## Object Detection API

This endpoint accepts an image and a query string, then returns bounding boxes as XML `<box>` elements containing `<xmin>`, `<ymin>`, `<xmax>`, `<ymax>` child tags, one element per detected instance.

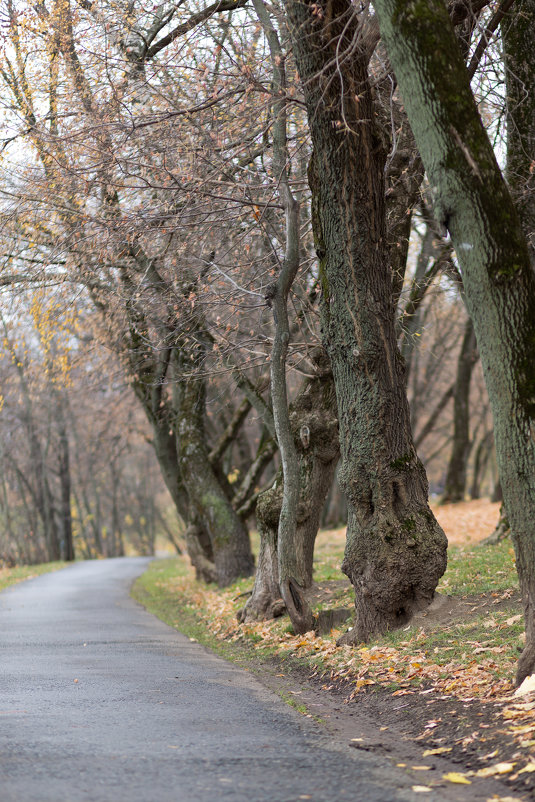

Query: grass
<box><xmin>132</xmin><ymin>558</ymin><xmax>264</xmax><ymax>669</ymax></box>
<box><xmin>437</xmin><ymin>540</ymin><xmax>517</xmax><ymax>595</ymax></box>
<box><xmin>0</xmin><ymin>561</ymin><xmax>67</xmax><ymax>592</ymax></box>
<box><xmin>132</xmin><ymin>533</ymin><xmax>522</xmax><ymax>702</ymax></box>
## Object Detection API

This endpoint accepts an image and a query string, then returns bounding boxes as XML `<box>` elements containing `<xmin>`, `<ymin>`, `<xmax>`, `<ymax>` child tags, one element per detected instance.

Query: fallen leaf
<box><xmin>411</xmin><ymin>766</ymin><xmax>432</xmax><ymax>771</ymax></box>
<box><xmin>442</xmin><ymin>772</ymin><xmax>471</xmax><ymax>784</ymax></box>
<box><xmin>506</xmin><ymin>614</ymin><xmax>522</xmax><ymax>626</ymax></box>
<box><xmin>518</xmin><ymin>762</ymin><xmax>535</xmax><ymax>774</ymax></box>
<box><xmin>475</xmin><ymin>762</ymin><xmax>516</xmax><ymax>778</ymax></box>
<box><xmin>511</xmin><ymin>700</ymin><xmax>535</xmax><ymax>710</ymax></box>
<box><xmin>509</xmin><ymin>724</ymin><xmax>535</xmax><ymax>734</ymax></box>
<box><xmin>423</xmin><ymin>747</ymin><xmax>452</xmax><ymax>756</ymax></box>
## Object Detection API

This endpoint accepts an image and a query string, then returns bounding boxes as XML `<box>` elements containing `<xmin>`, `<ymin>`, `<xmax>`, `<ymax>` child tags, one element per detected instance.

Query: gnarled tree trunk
<box><xmin>239</xmin><ymin>351</ymin><xmax>339</xmax><ymax>623</ymax></box>
<box><xmin>132</xmin><ymin>359</ymin><xmax>216</xmax><ymax>581</ymax></box>
<box><xmin>283</xmin><ymin>0</ymin><xmax>447</xmax><ymax>643</ymax></box>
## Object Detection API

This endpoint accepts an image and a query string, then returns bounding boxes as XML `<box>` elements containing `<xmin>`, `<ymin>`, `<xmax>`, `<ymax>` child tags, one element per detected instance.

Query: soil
<box><xmin>254</xmin><ymin>655</ymin><xmax>534</xmax><ymax>802</ymax></box>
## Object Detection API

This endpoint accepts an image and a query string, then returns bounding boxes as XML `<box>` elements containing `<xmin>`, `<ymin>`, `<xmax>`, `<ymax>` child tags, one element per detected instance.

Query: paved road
<box><xmin>1</xmin><ymin>558</ymin><xmax>443</xmax><ymax>801</ymax></box>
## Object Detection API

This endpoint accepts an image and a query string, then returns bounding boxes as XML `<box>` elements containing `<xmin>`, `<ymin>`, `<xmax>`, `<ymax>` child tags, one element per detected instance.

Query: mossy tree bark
<box><xmin>173</xmin><ymin>353</ymin><xmax>254</xmax><ymax>587</ymax></box>
<box><xmin>128</xmin><ymin>324</ymin><xmax>217</xmax><ymax>582</ymax></box>
<box><xmin>122</xmin><ymin>247</ymin><xmax>256</xmax><ymax>585</ymax></box>
<box><xmin>282</xmin><ymin>0</ymin><xmax>447</xmax><ymax>643</ymax></box>
<box><xmin>374</xmin><ymin>0</ymin><xmax>535</xmax><ymax>684</ymax></box>
<box><xmin>238</xmin><ymin>350</ymin><xmax>339</xmax><ymax>623</ymax></box>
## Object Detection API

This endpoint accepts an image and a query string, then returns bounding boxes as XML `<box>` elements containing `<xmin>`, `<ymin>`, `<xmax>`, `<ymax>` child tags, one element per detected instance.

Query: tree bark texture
<box><xmin>173</xmin><ymin>362</ymin><xmax>254</xmax><ymax>586</ymax></box>
<box><xmin>502</xmin><ymin>0</ymin><xmax>535</xmax><ymax>262</ymax></box>
<box><xmin>442</xmin><ymin>316</ymin><xmax>478</xmax><ymax>503</ymax></box>
<box><xmin>374</xmin><ymin>0</ymin><xmax>535</xmax><ymax>684</ymax></box>
<box><xmin>239</xmin><ymin>350</ymin><xmax>339</xmax><ymax>623</ymax></box>
<box><xmin>132</xmin><ymin>367</ymin><xmax>216</xmax><ymax>580</ymax></box>
<box><xmin>283</xmin><ymin>0</ymin><xmax>447</xmax><ymax>643</ymax></box>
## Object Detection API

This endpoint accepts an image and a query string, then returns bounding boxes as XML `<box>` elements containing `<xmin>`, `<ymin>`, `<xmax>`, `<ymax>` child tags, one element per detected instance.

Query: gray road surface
<box><xmin>1</xmin><ymin>558</ymin><xmax>444</xmax><ymax>801</ymax></box>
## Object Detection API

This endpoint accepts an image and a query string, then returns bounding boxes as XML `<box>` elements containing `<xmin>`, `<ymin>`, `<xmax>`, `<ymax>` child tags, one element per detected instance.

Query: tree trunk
<box><xmin>57</xmin><ymin>404</ymin><xmax>74</xmax><ymax>561</ymax></box>
<box><xmin>132</xmin><ymin>369</ymin><xmax>217</xmax><ymax>580</ymax></box>
<box><xmin>283</xmin><ymin>0</ymin><xmax>447</xmax><ymax>643</ymax></box>
<box><xmin>491</xmin><ymin>478</ymin><xmax>503</xmax><ymax>504</ymax></box>
<box><xmin>174</xmin><ymin>365</ymin><xmax>254</xmax><ymax>586</ymax></box>
<box><xmin>321</xmin><ymin>470</ymin><xmax>348</xmax><ymax>528</ymax></box>
<box><xmin>481</xmin><ymin>503</ymin><xmax>510</xmax><ymax>545</ymax></box>
<box><xmin>239</xmin><ymin>350</ymin><xmax>339</xmax><ymax>623</ymax></box>
<box><xmin>469</xmin><ymin>430</ymin><xmax>493</xmax><ymax>500</ymax></box>
<box><xmin>237</xmin><ymin>478</ymin><xmax>284</xmax><ymax>623</ymax></box>
<box><xmin>503</xmin><ymin>0</ymin><xmax>535</xmax><ymax>264</ymax></box>
<box><xmin>441</xmin><ymin>316</ymin><xmax>478</xmax><ymax>503</ymax></box>
<box><xmin>374</xmin><ymin>0</ymin><xmax>535</xmax><ymax>684</ymax></box>
<box><xmin>109</xmin><ymin>461</ymin><xmax>125</xmax><ymax>557</ymax></box>
<box><xmin>399</xmin><ymin>230</ymin><xmax>446</xmax><ymax>391</ymax></box>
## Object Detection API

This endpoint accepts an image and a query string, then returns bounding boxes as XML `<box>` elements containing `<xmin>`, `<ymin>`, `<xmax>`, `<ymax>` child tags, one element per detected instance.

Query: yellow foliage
<box><xmin>29</xmin><ymin>288</ymin><xmax>77</xmax><ymax>386</ymax></box>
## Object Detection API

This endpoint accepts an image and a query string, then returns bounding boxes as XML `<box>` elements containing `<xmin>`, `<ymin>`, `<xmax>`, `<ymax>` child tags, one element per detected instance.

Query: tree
<box><xmin>280</xmin><ymin>0</ymin><xmax>447</xmax><ymax>641</ymax></box>
<box><xmin>0</xmin><ymin>0</ymin><xmax>265</xmax><ymax>583</ymax></box>
<box><xmin>373</xmin><ymin>0</ymin><xmax>535</xmax><ymax>684</ymax></box>
<box><xmin>502</xmin><ymin>0</ymin><xmax>535</xmax><ymax>263</ymax></box>
<box><xmin>239</xmin><ymin>348</ymin><xmax>339</xmax><ymax>624</ymax></box>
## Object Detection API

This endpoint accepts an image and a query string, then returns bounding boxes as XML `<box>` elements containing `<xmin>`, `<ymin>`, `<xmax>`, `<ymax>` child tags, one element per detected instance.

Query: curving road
<box><xmin>1</xmin><ymin>558</ymin><xmax>443</xmax><ymax>801</ymax></box>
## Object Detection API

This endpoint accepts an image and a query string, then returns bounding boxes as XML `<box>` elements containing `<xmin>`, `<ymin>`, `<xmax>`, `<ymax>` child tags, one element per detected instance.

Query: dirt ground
<box><xmin>257</xmin><ymin>659</ymin><xmax>532</xmax><ymax>802</ymax></box>
<box><xmin>257</xmin><ymin>627</ymin><xmax>535</xmax><ymax>801</ymax></box>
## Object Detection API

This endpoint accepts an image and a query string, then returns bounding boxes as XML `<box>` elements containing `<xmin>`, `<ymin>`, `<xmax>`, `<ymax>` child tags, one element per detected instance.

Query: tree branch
<box><xmin>145</xmin><ymin>0</ymin><xmax>248</xmax><ymax>61</ymax></box>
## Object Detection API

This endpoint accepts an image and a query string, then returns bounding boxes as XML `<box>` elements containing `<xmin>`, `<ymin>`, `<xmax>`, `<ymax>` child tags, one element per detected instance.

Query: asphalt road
<box><xmin>1</xmin><ymin>558</ymin><xmax>445</xmax><ymax>802</ymax></box>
